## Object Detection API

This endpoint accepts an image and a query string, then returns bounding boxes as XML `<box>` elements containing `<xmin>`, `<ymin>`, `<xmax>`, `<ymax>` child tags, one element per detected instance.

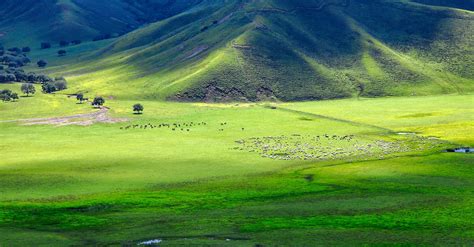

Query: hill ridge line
<box><xmin>250</xmin><ymin>0</ymin><xmax>351</xmax><ymax>14</ymax></box>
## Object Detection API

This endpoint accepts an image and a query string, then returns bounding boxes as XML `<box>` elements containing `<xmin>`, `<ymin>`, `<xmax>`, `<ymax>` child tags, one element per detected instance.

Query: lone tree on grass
<box><xmin>92</xmin><ymin>96</ymin><xmax>105</xmax><ymax>108</ymax></box>
<box><xmin>37</xmin><ymin>60</ymin><xmax>47</xmax><ymax>68</ymax></box>
<box><xmin>21</xmin><ymin>83</ymin><xmax>36</xmax><ymax>96</ymax></box>
<box><xmin>76</xmin><ymin>93</ymin><xmax>85</xmax><ymax>103</ymax></box>
<box><xmin>133</xmin><ymin>103</ymin><xmax>144</xmax><ymax>114</ymax></box>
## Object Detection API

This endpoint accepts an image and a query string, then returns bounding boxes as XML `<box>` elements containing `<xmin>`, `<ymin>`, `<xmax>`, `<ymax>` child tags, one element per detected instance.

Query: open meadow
<box><xmin>1</xmin><ymin>86</ymin><xmax>473</xmax><ymax>245</ymax></box>
<box><xmin>1</xmin><ymin>1</ymin><xmax>474</xmax><ymax>244</ymax></box>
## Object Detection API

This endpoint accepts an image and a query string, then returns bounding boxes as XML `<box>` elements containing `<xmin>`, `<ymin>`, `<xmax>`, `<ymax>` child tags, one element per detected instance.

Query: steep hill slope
<box><xmin>0</xmin><ymin>0</ymin><xmax>201</xmax><ymax>47</ymax></box>
<box><xmin>11</xmin><ymin>0</ymin><xmax>474</xmax><ymax>101</ymax></box>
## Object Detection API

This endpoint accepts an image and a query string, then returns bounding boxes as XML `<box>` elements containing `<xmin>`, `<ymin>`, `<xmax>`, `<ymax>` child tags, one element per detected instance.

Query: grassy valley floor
<box><xmin>0</xmin><ymin>88</ymin><xmax>473</xmax><ymax>245</ymax></box>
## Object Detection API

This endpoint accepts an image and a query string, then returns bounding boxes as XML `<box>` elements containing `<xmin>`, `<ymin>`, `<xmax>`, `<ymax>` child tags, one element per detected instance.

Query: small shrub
<box><xmin>54</xmin><ymin>80</ymin><xmax>67</xmax><ymax>91</ymax></box>
<box><xmin>0</xmin><ymin>89</ymin><xmax>14</xmax><ymax>102</ymax></box>
<box><xmin>40</xmin><ymin>42</ymin><xmax>51</xmax><ymax>49</ymax></box>
<box><xmin>92</xmin><ymin>96</ymin><xmax>105</xmax><ymax>107</ymax></box>
<box><xmin>76</xmin><ymin>93</ymin><xmax>84</xmax><ymax>103</ymax></box>
<box><xmin>59</xmin><ymin>40</ymin><xmax>69</xmax><ymax>47</ymax></box>
<box><xmin>7</xmin><ymin>47</ymin><xmax>21</xmax><ymax>53</ymax></box>
<box><xmin>58</xmin><ymin>50</ymin><xmax>67</xmax><ymax>56</ymax></box>
<box><xmin>42</xmin><ymin>82</ymin><xmax>57</xmax><ymax>93</ymax></box>
<box><xmin>37</xmin><ymin>60</ymin><xmax>47</xmax><ymax>68</ymax></box>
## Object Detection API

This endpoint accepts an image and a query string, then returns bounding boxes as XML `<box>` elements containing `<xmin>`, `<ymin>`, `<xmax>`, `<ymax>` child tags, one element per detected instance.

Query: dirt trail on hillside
<box><xmin>1</xmin><ymin>107</ymin><xmax>127</xmax><ymax>126</ymax></box>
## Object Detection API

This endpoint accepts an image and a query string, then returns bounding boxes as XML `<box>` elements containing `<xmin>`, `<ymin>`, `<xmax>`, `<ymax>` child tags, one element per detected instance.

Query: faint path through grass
<box><xmin>274</xmin><ymin>106</ymin><xmax>394</xmax><ymax>133</ymax></box>
<box><xmin>0</xmin><ymin>107</ymin><xmax>127</xmax><ymax>126</ymax></box>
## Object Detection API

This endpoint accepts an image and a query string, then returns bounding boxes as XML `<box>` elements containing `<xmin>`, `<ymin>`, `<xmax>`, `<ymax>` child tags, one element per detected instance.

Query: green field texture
<box><xmin>0</xmin><ymin>92</ymin><xmax>473</xmax><ymax>245</ymax></box>
<box><xmin>1</xmin><ymin>0</ymin><xmax>474</xmax><ymax>245</ymax></box>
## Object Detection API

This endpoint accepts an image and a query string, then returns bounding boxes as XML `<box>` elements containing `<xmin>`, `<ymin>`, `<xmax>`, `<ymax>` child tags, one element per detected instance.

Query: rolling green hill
<box><xmin>0</xmin><ymin>0</ymin><xmax>201</xmax><ymax>47</ymax></box>
<box><xmin>51</xmin><ymin>0</ymin><xmax>473</xmax><ymax>101</ymax></box>
<box><xmin>3</xmin><ymin>0</ymin><xmax>474</xmax><ymax>101</ymax></box>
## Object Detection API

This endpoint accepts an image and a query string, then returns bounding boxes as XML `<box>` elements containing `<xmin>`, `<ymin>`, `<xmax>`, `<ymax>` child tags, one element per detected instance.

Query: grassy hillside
<box><xmin>0</xmin><ymin>0</ymin><xmax>201</xmax><ymax>47</ymax></box>
<box><xmin>27</xmin><ymin>0</ymin><xmax>472</xmax><ymax>102</ymax></box>
<box><xmin>412</xmin><ymin>0</ymin><xmax>474</xmax><ymax>10</ymax></box>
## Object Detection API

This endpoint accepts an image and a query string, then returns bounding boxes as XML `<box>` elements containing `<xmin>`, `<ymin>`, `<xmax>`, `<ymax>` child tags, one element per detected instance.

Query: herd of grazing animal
<box><xmin>119</xmin><ymin>121</ymin><xmax>443</xmax><ymax>162</ymax></box>
<box><xmin>235</xmin><ymin>134</ymin><xmax>443</xmax><ymax>161</ymax></box>
<box><xmin>120</xmin><ymin>122</ymin><xmax>208</xmax><ymax>132</ymax></box>
<box><xmin>120</xmin><ymin>121</ymin><xmax>245</xmax><ymax>133</ymax></box>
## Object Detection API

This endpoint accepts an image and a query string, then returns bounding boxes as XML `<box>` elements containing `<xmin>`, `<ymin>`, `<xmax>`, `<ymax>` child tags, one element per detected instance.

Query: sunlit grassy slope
<box><xmin>25</xmin><ymin>0</ymin><xmax>473</xmax><ymax>102</ymax></box>
<box><xmin>284</xmin><ymin>94</ymin><xmax>474</xmax><ymax>145</ymax></box>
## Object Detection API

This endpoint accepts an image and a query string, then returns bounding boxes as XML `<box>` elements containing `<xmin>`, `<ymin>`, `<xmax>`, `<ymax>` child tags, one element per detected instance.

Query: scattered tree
<box><xmin>71</xmin><ymin>40</ymin><xmax>82</xmax><ymax>45</ymax></box>
<box><xmin>76</xmin><ymin>93</ymin><xmax>84</xmax><ymax>103</ymax></box>
<box><xmin>92</xmin><ymin>34</ymin><xmax>112</xmax><ymax>41</ymax></box>
<box><xmin>55</xmin><ymin>81</ymin><xmax>67</xmax><ymax>91</ymax></box>
<box><xmin>41</xmin><ymin>79</ymin><xmax>67</xmax><ymax>94</ymax></box>
<box><xmin>0</xmin><ymin>93</ymin><xmax>11</xmax><ymax>102</ymax></box>
<box><xmin>133</xmin><ymin>103</ymin><xmax>144</xmax><ymax>114</ymax></box>
<box><xmin>58</xmin><ymin>50</ymin><xmax>67</xmax><ymax>56</ymax></box>
<box><xmin>40</xmin><ymin>42</ymin><xmax>51</xmax><ymax>49</ymax></box>
<box><xmin>92</xmin><ymin>96</ymin><xmax>105</xmax><ymax>108</ymax></box>
<box><xmin>0</xmin><ymin>73</ymin><xmax>16</xmax><ymax>83</ymax></box>
<box><xmin>10</xmin><ymin>92</ymin><xmax>18</xmax><ymax>101</ymax></box>
<box><xmin>7</xmin><ymin>47</ymin><xmax>21</xmax><ymax>54</ymax></box>
<box><xmin>37</xmin><ymin>60</ymin><xmax>47</xmax><ymax>68</ymax></box>
<box><xmin>22</xmin><ymin>47</ymin><xmax>31</xmax><ymax>53</ymax></box>
<box><xmin>21</xmin><ymin>83</ymin><xmax>36</xmax><ymax>96</ymax></box>
<box><xmin>42</xmin><ymin>82</ymin><xmax>56</xmax><ymax>93</ymax></box>
<box><xmin>54</xmin><ymin>78</ymin><xmax>68</xmax><ymax>90</ymax></box>
<box><xmin>0</xmin><ymin>89</ymin><xmax>13</xmax><ymax>102</ymax></box>
<box><xmin>59</xmin><ymin>40</ymin><xmax>69</xmax><ymax>47</ymax></box>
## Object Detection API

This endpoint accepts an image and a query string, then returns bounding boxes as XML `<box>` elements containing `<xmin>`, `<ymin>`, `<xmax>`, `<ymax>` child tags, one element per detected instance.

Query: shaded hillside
<box><xmin>61</xmin><ymin>0</ymin><xmax>473</xmax><ymax>101</ymax></box>
<box><xmin>412</xmin><ymin>0</ymin><xmax>474</xmax><ymax>11</ymax></box>
<box><xmin>0</xmin><ymin>0</ymin><xmax>201</xmax><ymax>47</ymax></box>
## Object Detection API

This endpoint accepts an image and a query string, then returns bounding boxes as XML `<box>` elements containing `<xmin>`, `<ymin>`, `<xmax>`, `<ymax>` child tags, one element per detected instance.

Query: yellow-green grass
<box><xmin>0</xmin><ymin>83</ymin><xmax>91</xmax><ymax>121</ymax></box>
<box><xmin>0</xmin><ymin>93</ymin><xmax>472</xmax><ymax>245</ymax></box>
<box><xmin>1</xmin><ymin>97</ymin><xmax>390</xmax><ymax>201</ymax></box>
<box><xmin>284</xmin><ymin>94</ymin><xmax>474</xmax><ymax>145</ymax></box>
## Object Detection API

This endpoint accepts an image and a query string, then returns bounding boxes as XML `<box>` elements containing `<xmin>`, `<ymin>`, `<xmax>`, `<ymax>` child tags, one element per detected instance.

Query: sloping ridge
<box><xmin>0</xmin><ymin>0</ymin><xmax>202</xmax><ymax>46</ymax></box>
<box><xmin>72</xmin><ymin>0</ymin><xmax>473</xmax><ymax>101</ymax></box>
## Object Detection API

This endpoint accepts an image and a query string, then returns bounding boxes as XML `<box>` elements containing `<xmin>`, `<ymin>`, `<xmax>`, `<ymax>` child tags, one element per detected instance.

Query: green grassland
<box><xmin>1</xmin><ymin>0</ymin><xmax>473</xmax><ymax>245</ymax></box>
<box><xmin>0</xmin><ymin>90</ymin><xmax>472</xmax><ymax>245</ymax></box>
